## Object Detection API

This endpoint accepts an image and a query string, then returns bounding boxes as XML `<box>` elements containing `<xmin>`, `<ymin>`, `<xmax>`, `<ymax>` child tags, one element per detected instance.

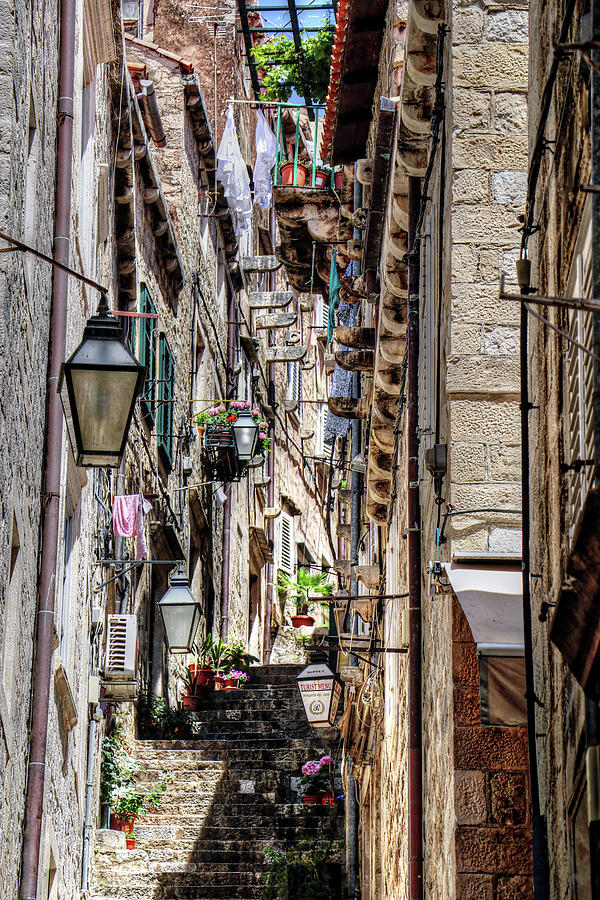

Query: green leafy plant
<box><xmin>251</xmin><ymin>23</ymin><xmax>335</xmax><ymax>105</ymax></box>
<box><xmin>297</xmin><ymin>756</ymin><xmax>333</xmax><ymax>798</ymax></box>
<box><xmin>225</xmin><ymin>636</ymin><xmax>259</xmax><ymax>674</ymax></box>
<box><xmin>136</xmin><ymin>692</ymin><xmax>195</xmax><ymax>739</ymax></box>
<box><xmin>277</xmin><ymin>567</ymin><xmax>332</xmax><ymax>615</ymax></box>
<box><xmin>261</xmin><ymin>838</ymin><xmax>342</xmax><ymax>899</ymax></box>
<box><xmin>101</xmin><ymin>717</ymin><xmax>170</xmax><ymax>824</ymax></box>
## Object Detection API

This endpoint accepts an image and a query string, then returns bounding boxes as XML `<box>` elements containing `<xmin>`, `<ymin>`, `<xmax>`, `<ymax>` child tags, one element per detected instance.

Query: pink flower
<box><xmin>319</xmin><ymin>755</ymin><xmax>332</xmax><ymax>766</ymax></box>
<box><xmin>302</xmin><ymin>761</ymin><xmax>321</xmax><ymax>776</ymax></box>
<box><xmin>216</xmin><ymin>404</ymin><xmax>225</xmax><ymax>413</ymax></box>
<box><xmin>259</xmin><ymin>432</ymin><xmax>267</xmax><ymax>440</ymax></box>
<box><xmin>244</xmin><ymin>401</ymin><xmax>251</xmax><ymax>408</ymax></box>
<box><xmin>252</xmin><ymin>408</ymin><xmax>260</xmax><ymax>416</ymax></box>
<box><xmin>208</xmin><ymin>407</ymin><xmax>219</xmax><ymax>416</ymax></box>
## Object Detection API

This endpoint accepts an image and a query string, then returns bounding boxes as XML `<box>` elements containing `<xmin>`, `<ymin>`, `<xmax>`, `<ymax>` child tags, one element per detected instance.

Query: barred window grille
<box><xmin>565</xmin><ymin>206</ymin><xmax>594</xmax><ymax>543</ymax></box>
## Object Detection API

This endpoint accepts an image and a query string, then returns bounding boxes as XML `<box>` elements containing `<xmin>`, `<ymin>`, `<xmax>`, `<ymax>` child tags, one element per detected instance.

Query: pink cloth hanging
<box><xmin>113</xmin><ymin>493</ymin><xmax>153</xmax><ymax>560</ymax></box>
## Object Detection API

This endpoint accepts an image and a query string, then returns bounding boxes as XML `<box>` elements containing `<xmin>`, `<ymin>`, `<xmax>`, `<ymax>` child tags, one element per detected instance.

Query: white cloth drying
<box><xmin>253</xmin><ymin>110</ymin><xmax>277</xmax><ymax>209</ymax></box>
<box><xmin>216</xmin><ymin>107</ymin><xmax>252</xmax><ymax>236</ymax></box>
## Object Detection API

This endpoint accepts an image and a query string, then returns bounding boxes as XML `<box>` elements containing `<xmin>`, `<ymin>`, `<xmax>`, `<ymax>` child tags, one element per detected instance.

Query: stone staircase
<box><xmin>91</xmin><ymin>665</ymin><xmax>344</xmax><ymax>899</ymax></box>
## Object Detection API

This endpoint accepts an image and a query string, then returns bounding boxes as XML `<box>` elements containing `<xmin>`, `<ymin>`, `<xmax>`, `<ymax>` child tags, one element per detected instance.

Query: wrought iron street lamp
<box><xmin>231</xmin><ymin>407</ymin><xmax>260</xmax><ymax>469</ymax></box>
<box><xmin>157</xmin><ymin>565</ymin><xmax>203</xmax><ymax>653</ymax></box>
<box><xmin>297</xmin><ymin>662</ymin><xmax>342</xmax><ymax>728</ymax></box>
<box><xmin>58</xmin><ymin>294</ymin><xmax>145</xmax><ymax>467</ymax></box>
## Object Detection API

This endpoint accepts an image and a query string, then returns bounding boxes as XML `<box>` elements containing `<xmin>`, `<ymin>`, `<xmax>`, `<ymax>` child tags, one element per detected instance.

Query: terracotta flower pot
<box><xmin>280</xmin><ymin>161</ymin><xmax>307</xmax><ymax>187</ymax></box>
<box><xmin>291</xmin><ymin>614</ymin><xmax>315</xmax><ymax>628</ymax></box>
<box><xmin>112</xmin><ymin>814</ymin><xmax>136</xmax><ymax>835</ymax></box>
<box><xmin>126</xmin><ymin>837</ymin><xmax>136</xmax><ymax>849</ymax></box>
<box><xmin>223</xmin><ymin>678</ymin><xmax>240</xmax><ymax>690</ymax></box>
<box><xmin>192</xmin><ymin>665</ymin><xmax>215</xmax><ymax>689</ymax></box>
<box><xmin>314</xmin><ymin>170</ymin><xmax>330</xmax><ymax>188</ymax></box>
<box><xmin>214</xmin><ymin>674</ymin><xmax>226</xmax><ymax>690</ymax></box>
<box><xmin>181</xmin><ymin>692</ymin><xmax>204</xmax><ymax>710</ymax></box>
<box><xmin>334</xmin><ymin>170</ymin><xmax>343</xmax><ymax>190</ymax></box>
<box><xmin>321</xmin><ymin>794</ymin><xmax>337</xmax><ymax>806</ymax></box>
<box><xmin>302</xmin><ymin>794</ymin><xmax>321</xmax><ymax>805</ymax></box>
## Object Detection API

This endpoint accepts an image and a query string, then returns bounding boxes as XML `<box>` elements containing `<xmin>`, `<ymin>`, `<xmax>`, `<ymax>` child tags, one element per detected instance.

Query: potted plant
<box><xmin>223</xmin><ymin>669</ymin><xmax>249</xmax><ymax>690</ymax></box>
<box><xmin>278</xmin><ymin>567</ymin><xmax>333</xmax><ymax>628</ymax></box>
<box><xmin>125</xmin><ymin>831</ymin><xmax>136</xmax><ymax>850</ymax></box>
<box><xmin>297</xmin><ymin>755</ymin><xmax>334</xmax><ymax>805</ymax></box>
<box><xmin>224</xmin><ymin>636</ymin><xmax>259</xmax><ymax>675</ymax></box>
<box><xmin>101</xmin><ymin>720</ymin><xmax>169</xmax><ymax>833</ymax></box>
<box><xmin>313</xmin><ymin>168</ymin><xmax>331</xmax><ymax>189</ymax></box>
<box><xmin>190</xmin><ymin>634</ymin><xmax>216</xmax><ymax>689</ymax></box>
<box><xmin>179</xmin><ymin>664</ymin><xmax>207</xmax><ymax>710</ymax></box>
<box><xmin>209</xmin><ymin>637</ymin><xmax>232</xmax><ymax>689</ymax></box>
<box><xmin>280</xmin><ymin>160</ymin><xmax>307</xmax><ymax>187</ymax></box>
<box><xmin>194</xmin><ymin>402</ymin><xmax>271</xmax><ymax>456</ymax></box>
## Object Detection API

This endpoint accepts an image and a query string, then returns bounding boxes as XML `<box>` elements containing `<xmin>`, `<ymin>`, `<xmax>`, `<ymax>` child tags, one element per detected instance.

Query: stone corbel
<box><xmin>53</xmin><ymin>656</ymin><xmax>78</xmax><ymax>732</ymax></box>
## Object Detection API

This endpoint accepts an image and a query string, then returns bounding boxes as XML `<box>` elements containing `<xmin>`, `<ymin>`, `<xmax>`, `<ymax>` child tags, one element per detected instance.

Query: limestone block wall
<box><xmin>526</xmin><ymin>0</ymin><xmax>592</xmax><ymax>892</ymax></box>
<box><xmin>445</xmin><ymin>0</ymin><xmax>527</xmax><ymax>557</ymax></box>
<box><xmin>452</xmin><ymin>599</ymin><xmax>532</xmax><ymax>897</ymax></box>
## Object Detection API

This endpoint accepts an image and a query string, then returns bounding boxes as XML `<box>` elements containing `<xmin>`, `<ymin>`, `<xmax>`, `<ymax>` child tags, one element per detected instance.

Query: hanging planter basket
<box><xmin>291</xmin><ymin>614</ymin><xmax>315</xmax><ymax>628</ymax></box>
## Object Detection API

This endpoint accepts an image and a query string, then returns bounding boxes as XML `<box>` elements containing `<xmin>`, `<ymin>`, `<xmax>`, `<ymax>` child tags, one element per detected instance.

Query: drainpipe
<box><xmin>517</xmin><ymin>252</ymin><xmax>550</xmax><ymax>898</ymax></box>
<box><xmin>80</xmin><ymin>709</ymin><xmax>99</xmax><ymax>894</ymax></box>
<box><xmin>20</xmin><ymin>0</ymin><xmax>75</xmax><ymax>893</ymax></box>
<box><xmin>220</xmin><ymin>282</ymin><xmax>236</xmax><ymax>639</ymax></box>
<box><xmin>588</xmin><ymin>0</ymin><xmax>600</xmax><ymax>889</ymax></box>
<box><xmin>407</xmin><ymin>175</ymin><xmax>423</xmax><ymax>900</ymax></box>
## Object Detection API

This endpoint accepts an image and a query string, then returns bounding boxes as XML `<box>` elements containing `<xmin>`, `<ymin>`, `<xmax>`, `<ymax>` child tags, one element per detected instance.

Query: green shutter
<box><xmin>157</xmin><ymin>333</ymin><xmax>174</xmax><ymax>467</ymax></box>
<box><xmin>139</xmin><ymin>284</ymin><xmax>157</xmax><ymax>423</ymax></box>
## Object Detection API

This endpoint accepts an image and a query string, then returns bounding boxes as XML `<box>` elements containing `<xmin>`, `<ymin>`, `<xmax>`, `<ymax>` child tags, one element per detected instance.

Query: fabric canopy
<box><xmin>444</xmin><ymin>562</ymin><xmax>524</xmax><ymax>651</ymax></box>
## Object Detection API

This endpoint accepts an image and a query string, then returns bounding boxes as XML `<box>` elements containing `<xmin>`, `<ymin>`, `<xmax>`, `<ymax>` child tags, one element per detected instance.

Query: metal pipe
<box><xmin>520</xmin><ymin>290</ymin><xmax>550</xmax><ymax>898</ymax></box>
<box><xmin>219</xmin><ymin>283</ymin><xmax>237</xmax><ymax>638</ymax></box>
<box><xmin>80</xmin><ymin>712</ymin><xmax>98</xmax><ymax>894</ymax></box>
<box><xmin>20</xmin><ymin>0</ymin><xmax>75</xmax><ymax>891</ymax></box>
<box><xmin>588</xmin><ymin>0</ymin><xmax>600</xmax><ymax>889</ymax></box>
<box><xmin>407</xmin><ymin>175</ymin><xmax>423</xmax><ymax>900</ymax></box>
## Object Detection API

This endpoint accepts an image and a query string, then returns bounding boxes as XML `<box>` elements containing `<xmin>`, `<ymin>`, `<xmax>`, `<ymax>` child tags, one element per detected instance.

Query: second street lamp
<box><xmin>58</xmin><ymin>294</ymin><xmax>145</xmax><ymax>467</ymax></box>
<box><xmin>231</xmin><ymin>407</ymin><xmax>260</xmax><ymax>470</ymax></box>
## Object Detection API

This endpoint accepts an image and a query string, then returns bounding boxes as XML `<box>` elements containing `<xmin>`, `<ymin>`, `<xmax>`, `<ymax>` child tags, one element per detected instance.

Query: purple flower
<box><xmin>319</xmin><ymin>755</ymin><xmax>332</xmax><ymax>766</ymax></box>
<box><xmin>302</xmin><ymin>761</ymin><xmax>321</xmax><ymax>776</ymax></box>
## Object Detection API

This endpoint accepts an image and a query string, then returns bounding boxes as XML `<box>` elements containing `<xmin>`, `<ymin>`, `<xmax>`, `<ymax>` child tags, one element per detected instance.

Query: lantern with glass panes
<box><xmin>58</xmin><ymin>294</ymin><xmax>145</xmax><ymax>467</ymax></box>
<box><xmin>158</xmin><ymin>565</ymin><xmax>203</xmax><ymax>653</ymax></box>
<box><xmin>296</xmin><ymin>662</ymin><xmax>342</xmax><ymax>728</ymax></box>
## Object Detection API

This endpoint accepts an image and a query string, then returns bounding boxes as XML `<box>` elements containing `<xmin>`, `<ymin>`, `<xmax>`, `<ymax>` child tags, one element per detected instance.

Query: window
<box><xmin>565</xmin><ymin>204</ymin><xmax>594</xmax><ymax>541</ymax></box>
<box><xmin>276</xmin><ymin>512</ymin><xmax>295</xmax><ymax>575</ymax></box>
<box><xmin>479</xmin><ymin>654</ymin><xmax>527</xmax><ymax>726</ymax></box>
<box><xmin>139</xmin><ymin>284</ymin><xmax>157</xmax><ymax>422</ymax></box>
<box><xmin>286</xmin><ymin>362</ymin><xmax>302</xmax><ymax>422</ymax></box>
<box><xmin>157</xmin><ymin>333</ymin><xmax>174</xmax><ymax>467</ymax></box>
<box><xmin>316</xmin><ymin>402</ymin><xmax>334</xmax><ymax>460</ymax></box>
<box><xmin>59</xmin><ymin>512</ymin><xmax>74</xmax><ymax>665</ymax></box>
<box><xmin>2</xmin><ymin>514</ymin><xmax>22</xmax><ymax>715</ymax></box>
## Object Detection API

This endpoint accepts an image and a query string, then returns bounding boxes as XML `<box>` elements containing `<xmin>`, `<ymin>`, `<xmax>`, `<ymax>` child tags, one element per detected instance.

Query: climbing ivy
<box><xmin>251</xmin><ymin>23</ymin><xmax>335</xmax><ymax>105</ymax></box>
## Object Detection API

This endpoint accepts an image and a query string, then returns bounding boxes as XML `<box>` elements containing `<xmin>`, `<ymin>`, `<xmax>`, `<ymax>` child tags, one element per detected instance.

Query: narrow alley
<box><xmin>1</xmin><ymin>0</ymin><xmax>599</xmax><ymax>895</ymax></box>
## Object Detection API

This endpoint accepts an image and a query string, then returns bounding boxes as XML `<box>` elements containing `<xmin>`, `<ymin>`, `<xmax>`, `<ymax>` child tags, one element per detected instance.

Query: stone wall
<box><xmin>452</xmin><ymin>599</ymin><xmax>532</xmax><ymax>897</ymax></box>
<box><xmin>526</xmin><ymin>0</ymin><xmax>593</xmax><ymax>892</ymax></box>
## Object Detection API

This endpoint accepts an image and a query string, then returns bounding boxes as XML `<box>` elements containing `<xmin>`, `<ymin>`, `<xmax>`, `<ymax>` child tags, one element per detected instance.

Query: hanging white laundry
<box><xmin>216</xmin><ymin>106</ymin><xmax>253</xmax><ymax>236</ymax></box>
<box><xmin>253</xmin><ymin>110</ymin><xmax>277</xmax><ymax>209</ymax></box>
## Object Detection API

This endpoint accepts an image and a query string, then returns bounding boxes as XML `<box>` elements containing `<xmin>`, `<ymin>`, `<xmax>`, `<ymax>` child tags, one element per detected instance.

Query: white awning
<box><xmin>444</xmin><ymin>562</ymin><xmax>524</xmax><ymax>652</ymax></box>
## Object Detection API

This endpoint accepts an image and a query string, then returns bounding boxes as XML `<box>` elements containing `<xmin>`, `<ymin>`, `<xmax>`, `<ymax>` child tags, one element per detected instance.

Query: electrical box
<box><xmin>88</xmin><ymin>675</ymin><xmax>101</xmax><ymax>705</ymax></box>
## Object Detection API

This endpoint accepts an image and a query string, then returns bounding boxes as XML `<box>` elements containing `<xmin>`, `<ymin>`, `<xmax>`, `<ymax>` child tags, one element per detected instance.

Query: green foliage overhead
<box><xmin>251</xmin><ymin>22</ymin><xmax>335</xmax><ymax>105</ymax></box>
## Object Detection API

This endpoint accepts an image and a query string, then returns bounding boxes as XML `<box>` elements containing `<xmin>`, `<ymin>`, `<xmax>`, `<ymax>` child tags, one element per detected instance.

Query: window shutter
<box><xmin>277</xmin><ymin>512</ymin><xmax>295</xmax><ymax>575</ymax></box>
<box><xmin>157</xmin><ymin>334</ymin><xmax>174</xmax><ymax>467</ymax></box>
<box><xmin>566</xmin><ymin>209</ymin><xmax>594</xmax><ymax>541</ymax></box>
<box><xmin>139</xmin><ymin>285</ymin><xmax>157</xmax><ymax>423</ymax></box>
<box><xmin>317</xmin><ymin>403</ymin><xmax>334</xmax><ymax>459</ymax></box>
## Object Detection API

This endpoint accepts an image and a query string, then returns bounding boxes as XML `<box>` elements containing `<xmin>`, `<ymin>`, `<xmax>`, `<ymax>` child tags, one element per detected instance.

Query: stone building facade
<box><xmin>287</xmin><ymin>0</ymin><xmax>536</xmax><ymax>893</ymax></box>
